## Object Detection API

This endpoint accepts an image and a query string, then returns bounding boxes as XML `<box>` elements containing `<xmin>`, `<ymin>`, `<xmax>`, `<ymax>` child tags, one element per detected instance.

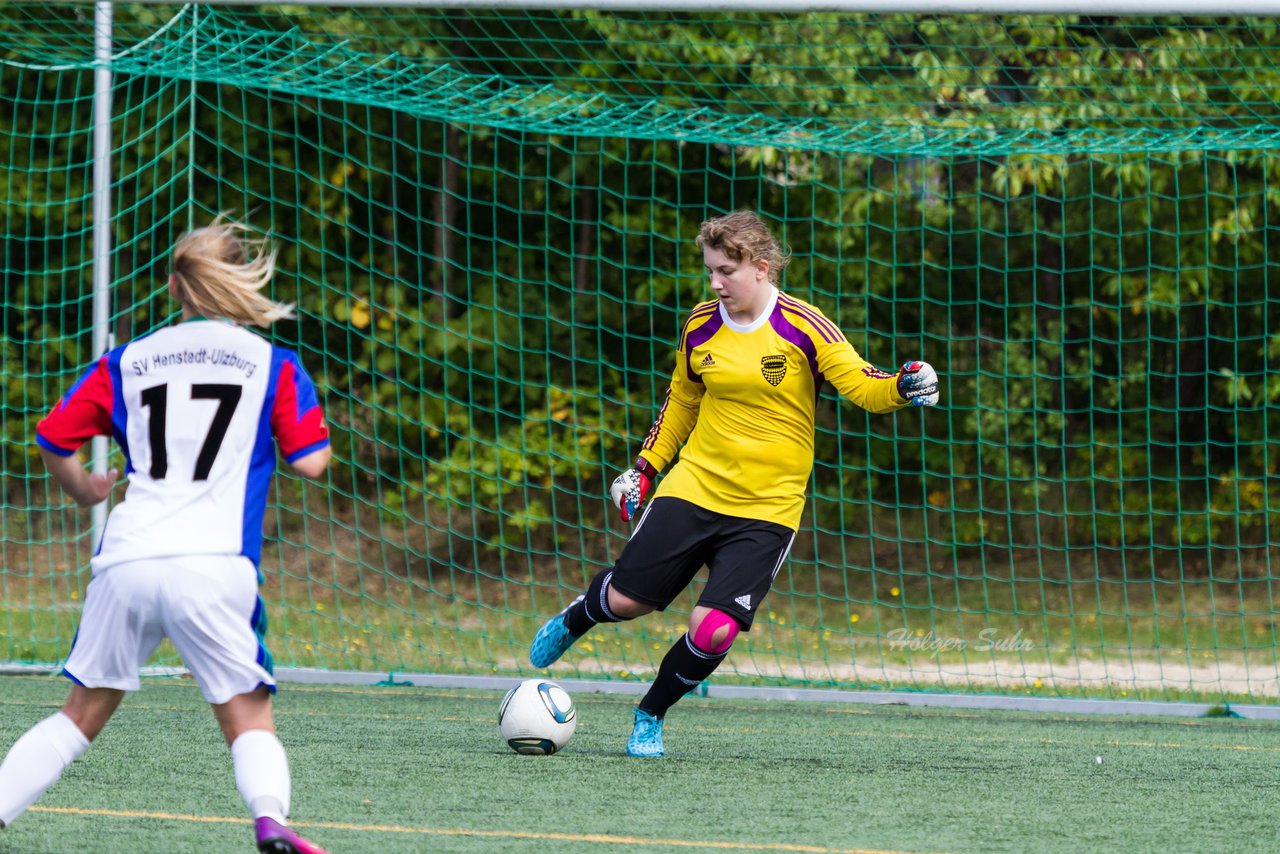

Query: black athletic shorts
<box><xmin>608</xmin><ymin>496</ymin><xmax>796</xmax><ymax>630</ymax></box>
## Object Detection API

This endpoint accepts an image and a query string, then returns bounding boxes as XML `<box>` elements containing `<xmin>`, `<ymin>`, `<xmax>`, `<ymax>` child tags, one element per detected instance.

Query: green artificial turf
<box><xmin>0</xmin><ymin>675</ymin><xmax>1274</xmax><ymax>853</ymax></box>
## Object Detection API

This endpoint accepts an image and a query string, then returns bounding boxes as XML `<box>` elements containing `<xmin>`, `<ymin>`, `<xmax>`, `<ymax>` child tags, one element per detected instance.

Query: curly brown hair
<box><xmin>695</xmin><ymin>211</ymin><xmax>791</xmax><ymax>283</ymax></box>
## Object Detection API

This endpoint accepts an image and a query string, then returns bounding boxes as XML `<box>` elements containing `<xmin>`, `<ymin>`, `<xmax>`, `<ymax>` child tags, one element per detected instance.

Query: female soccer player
<box><xmin>531</xmin><ymin>210</ymin><xmax>939</xmax><ymax>757</ymax></box>
<box><xmin>0</xmin><ymin>218</ymin><xmax>332</xmax><ymax>853</ymax></box>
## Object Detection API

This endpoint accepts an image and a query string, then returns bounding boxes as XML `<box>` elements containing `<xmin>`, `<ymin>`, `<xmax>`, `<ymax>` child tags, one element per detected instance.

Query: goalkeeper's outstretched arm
<box><xmin>822</xmin><ymin>346</ymin><xmax>940</xmax><ymax>413</ymax></box>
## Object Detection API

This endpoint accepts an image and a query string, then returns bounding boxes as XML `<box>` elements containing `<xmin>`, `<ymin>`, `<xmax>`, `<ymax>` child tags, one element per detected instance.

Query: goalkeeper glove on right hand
<box><xmin>609</xmin><ymin>457</ymin><xmax>658</xmax><ymax>522</ymax></box>
<box><xmin>897</xmin><ymin>360</ymin><xmax>939</xmax><ymax>407</ymax></box>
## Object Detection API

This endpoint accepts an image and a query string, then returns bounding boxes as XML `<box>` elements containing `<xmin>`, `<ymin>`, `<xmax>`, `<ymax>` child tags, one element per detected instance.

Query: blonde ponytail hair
<box><xmin>169</xmin><ymin>216</ymin><xmax>294</xmax><ymax>327</ymax></box>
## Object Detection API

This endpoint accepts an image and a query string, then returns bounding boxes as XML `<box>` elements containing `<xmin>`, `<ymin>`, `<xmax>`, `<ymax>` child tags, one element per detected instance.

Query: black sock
<box><xmin>638</xmin><ymin>633</ymin><xmax>727</xmax><ymax>719</ymax></box>
<box><xmin>563</xmin><ymin>570</ymin><xmax>624</xmax><ymax>637</ymax></box>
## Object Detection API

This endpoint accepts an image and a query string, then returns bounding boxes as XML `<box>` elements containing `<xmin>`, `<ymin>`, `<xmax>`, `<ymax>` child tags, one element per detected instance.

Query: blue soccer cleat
<box><xmin>530</xmin><ymin>613</ymin><xmax>580</xmax><ymax>668</ymax></box>
<box><xmin>626</xmin><ymin>707</ymin><xmax>665</xmax><ymax>758</ymax></box>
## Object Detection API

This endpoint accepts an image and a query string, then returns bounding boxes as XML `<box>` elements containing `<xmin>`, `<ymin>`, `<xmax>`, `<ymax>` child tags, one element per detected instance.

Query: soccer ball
<box><xmin>498</xmin><ymin>679</ymin><xmax>577</xmax><ymax>755</ymax></box>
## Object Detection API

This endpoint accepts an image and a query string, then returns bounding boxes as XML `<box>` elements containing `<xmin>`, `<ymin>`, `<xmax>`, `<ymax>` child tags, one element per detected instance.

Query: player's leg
<box><xmin>163</xmin><ymin>555</ymin><xmax>326</xmax><ymax>854</ymax></box>
<box><xmin>531</xmin><ymin>497</ymin><xmax>707</xmax><ymax>668</ymax></box>
<box><xmin>61</xmin><ymin>684</ymin><xmax>127</xmax><ymax>741</ymax></box>
<box><xmin>0</xmin><ymin>562</ymin><xmax>162</xmax><ymax>827</ymax></box>
<box><xmin>530</xmin><ymin>570</ymin><xmax>655</xmax><ymax>667</ymax></box>
<box><xmin>626</xmin><ymin>605</ymin><xmax>741</xmax><ymax>758</ymax></box>
<box><xmin>628</xmin><ymin>516</ymin><xmax>795</xmax><ymax>757</ymax></box>
<box><xmin>211</xmin><ymin>689</ymin><xmax>325</xmax><ymax>854</ymax></box>
<box><xmin>0</xmin><ymin>685</ymin><xmax>123</xmax><ymax>828</ymax></box>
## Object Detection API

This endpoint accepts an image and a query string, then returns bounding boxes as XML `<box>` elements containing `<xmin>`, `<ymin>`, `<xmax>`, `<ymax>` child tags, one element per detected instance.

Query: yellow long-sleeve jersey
<box><xmin>637</xmin><ymin>288</ymin><xmax>908</xmax><ymax>530</ymax></box>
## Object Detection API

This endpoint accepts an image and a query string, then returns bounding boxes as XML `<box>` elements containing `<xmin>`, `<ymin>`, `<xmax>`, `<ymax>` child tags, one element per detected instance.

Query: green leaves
<box><xmin>6</xmin><ymin>7</ymin><xmax>1280</xmax><ymax>574</ymax></box>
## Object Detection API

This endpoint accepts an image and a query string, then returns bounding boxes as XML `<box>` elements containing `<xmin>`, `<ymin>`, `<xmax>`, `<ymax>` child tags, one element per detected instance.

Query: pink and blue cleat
<box><xmin>255</xmin><ymin>817</ymin><xmax>328</xmax><ymax>854</ymax></box>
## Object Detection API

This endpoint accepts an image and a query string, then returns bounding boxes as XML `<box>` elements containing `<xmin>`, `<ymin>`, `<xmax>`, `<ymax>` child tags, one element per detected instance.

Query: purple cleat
<box><xmin>255</xmin><ymin>817</ymin><xmax>328</xmax><ymax>854</ymax></box>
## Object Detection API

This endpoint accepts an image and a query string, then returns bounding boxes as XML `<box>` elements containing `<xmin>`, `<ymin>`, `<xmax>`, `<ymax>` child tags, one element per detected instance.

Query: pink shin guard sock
<box><xmin>691</xmin><ymin>609</ymin><xmax>740</xmax><ymax>655</ymax></box>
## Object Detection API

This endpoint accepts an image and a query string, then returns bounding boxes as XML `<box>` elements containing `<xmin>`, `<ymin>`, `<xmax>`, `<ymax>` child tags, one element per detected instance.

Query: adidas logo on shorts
<box><xmin>735</xmin><ymin>594</ymin><xmax>752</xmax><ymax>610</ymax></box>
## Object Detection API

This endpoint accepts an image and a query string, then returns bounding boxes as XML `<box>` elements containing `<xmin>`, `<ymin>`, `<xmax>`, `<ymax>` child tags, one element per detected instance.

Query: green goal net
<box><xmin>3</xmin><ymin>3</ymin><xmax>1279</xmax><ymax>703</ymax></box>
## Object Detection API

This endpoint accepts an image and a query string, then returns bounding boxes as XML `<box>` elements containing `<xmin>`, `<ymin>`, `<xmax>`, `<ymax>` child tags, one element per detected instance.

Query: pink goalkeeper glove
<box><xmin>609</xmin><ymin>457</ymin><xmax>658</xmax><ymax>522</ymax></box>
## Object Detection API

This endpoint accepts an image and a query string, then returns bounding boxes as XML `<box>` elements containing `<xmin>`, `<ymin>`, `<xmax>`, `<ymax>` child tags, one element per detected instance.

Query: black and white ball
<box><xmin>499</xmin><ymin>679</ymin><xmax>577</xmax><ymax>755</ymax></box>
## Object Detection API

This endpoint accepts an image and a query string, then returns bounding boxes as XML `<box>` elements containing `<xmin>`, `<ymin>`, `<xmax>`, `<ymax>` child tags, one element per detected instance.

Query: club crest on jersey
<box><xmin>760</xmin><ymin>355</ymin><xmax>787</xmax><ymax>386</ymax></box>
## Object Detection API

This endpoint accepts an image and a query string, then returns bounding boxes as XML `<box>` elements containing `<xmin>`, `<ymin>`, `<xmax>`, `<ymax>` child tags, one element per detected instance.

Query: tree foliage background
<box><xmin>3</xmin><ymin>5</ymin><xmax>1279</xmax><ymax>585</ymax></box>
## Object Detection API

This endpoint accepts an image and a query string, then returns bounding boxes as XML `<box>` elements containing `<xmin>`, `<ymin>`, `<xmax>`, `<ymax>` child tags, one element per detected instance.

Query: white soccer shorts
<box><xmin>62</xmin><ymin>554</ymin><xmax>276</xmax><ymax>705</ymax></box>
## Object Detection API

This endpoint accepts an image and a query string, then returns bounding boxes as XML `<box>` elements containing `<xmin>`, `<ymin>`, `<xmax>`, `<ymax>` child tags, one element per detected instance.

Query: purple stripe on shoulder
<box><xmin>684</xmin><ymin>309</ymin><xmax>723</xmax><ymax>382</ymax></box>
<box><xmin>778</xmin><ymin>295</ymin><xmax>844</xmax><ymax>344</ymax></box>
<box><xmin>678</xmin><ymin>303</ymin><xmax>719</xmax><ymax>347</ymax></box>
<box><xmin>768</xmin><ymin>304</ymin><xmax>821</xmax><ymax>392</ymax></box>
<box><xmin>778</xmin><ymin>296</ymin><xmax>843</xmax><ymax>343</ymax></box>
<box><xmin>781</xmin><ymin>304</ymin><xmax>840</xmax><ymax>344</ymax></box>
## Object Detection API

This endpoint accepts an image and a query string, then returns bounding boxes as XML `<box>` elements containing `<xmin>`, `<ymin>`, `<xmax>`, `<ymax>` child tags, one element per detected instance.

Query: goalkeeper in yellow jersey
<box><xmin>530</xmin><ymin>210</ymin><xmax>939</xmax><ymax>757</ymax></box>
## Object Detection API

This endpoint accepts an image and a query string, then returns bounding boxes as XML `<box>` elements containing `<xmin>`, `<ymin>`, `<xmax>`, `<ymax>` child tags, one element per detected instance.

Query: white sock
<box><xmin>231</xmin><ymin>729</ymin><xmax>291</xmax><ymax>824</ymax></box>
<box><xmin>0</xmin><ymin>712</ymin><xmax>90</xmax><ymax>826</ymax></box>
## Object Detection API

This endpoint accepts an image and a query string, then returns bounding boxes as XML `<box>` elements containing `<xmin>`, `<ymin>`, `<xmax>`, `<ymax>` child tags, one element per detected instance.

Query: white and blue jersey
<box><xmin>36</xmin><ymin>318</ymin><xmax>329</xmax><ymax>572</ymax></box>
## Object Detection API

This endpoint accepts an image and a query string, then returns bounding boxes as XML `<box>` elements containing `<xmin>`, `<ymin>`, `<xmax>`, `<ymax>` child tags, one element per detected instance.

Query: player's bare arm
<box><xmin>289</xmin><ymin>445</ymin><xmax>331</xmax><ymax>479</ymax></box>
<box><xmin>38</xmin><ymin>447</ymin><xmax>119</xmax><ymax>507</ymax></box>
